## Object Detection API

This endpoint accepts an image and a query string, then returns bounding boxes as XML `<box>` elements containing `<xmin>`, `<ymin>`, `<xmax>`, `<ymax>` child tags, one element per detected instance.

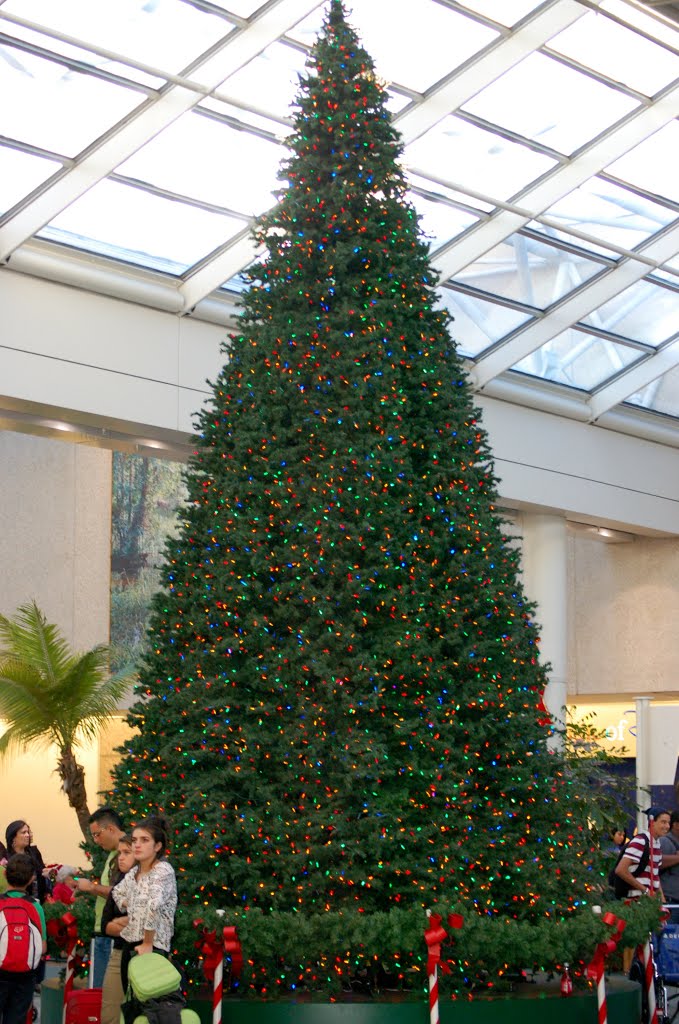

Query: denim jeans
<box><xmin>92</xmin><ymin>936</ymin><xmax>113</xmax><ymax>989</ymax></box>
<box><xmin>0</xmin><ymin>968</ymin><xmax>35</xmax><ymax>1024</ymax></box>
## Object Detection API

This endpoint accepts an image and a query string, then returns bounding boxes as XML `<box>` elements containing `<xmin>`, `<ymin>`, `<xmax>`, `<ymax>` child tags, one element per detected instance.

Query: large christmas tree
<box><xmin>114</xmin><ymin>0</ymin><xmax>597</xmax><ymax>942</ymax></box>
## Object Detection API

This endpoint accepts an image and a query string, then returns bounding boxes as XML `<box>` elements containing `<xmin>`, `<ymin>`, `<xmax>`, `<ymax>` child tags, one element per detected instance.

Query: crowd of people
<box><xmin>0</xmin><ymin>807</ymin><xmax>177</xmax><ymax>1024</ymax></box>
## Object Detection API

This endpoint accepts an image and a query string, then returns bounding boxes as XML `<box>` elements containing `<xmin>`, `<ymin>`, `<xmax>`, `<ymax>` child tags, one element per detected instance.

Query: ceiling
<box><xmin>2</xmin><ymin>0</ymin><xmax>679</xmax><ymax>445</ymax></box>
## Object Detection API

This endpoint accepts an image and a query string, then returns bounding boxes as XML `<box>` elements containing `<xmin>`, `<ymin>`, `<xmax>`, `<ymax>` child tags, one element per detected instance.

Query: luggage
<box><xmin>65</xmin><ymin>988</ymin><xmax>103</xmax><ymax>1024</ymax></box>
<box><xmin>127</xmin><ymin>954</ymin><xmax>182</xmax><ymax>1001</ymax></box>
<box><xmin>131</xmin><ymin>1011</ymin><xmax>200</xmax><ymax>1024</ymax></box>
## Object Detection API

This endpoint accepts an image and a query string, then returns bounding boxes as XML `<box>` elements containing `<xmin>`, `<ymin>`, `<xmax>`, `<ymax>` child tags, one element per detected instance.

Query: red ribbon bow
<box><xmin>424</xmin><ymin>913</ymin><xmax>450</xmax><ymax>976</ymax></box>
<box><xmin>586</xmin><ymin>911</ymin><xmax>626</xmax><ymax>979</ymax></box>
<box><xmin>47</xmin><ymin>912</ymin><xmax>78</xmax><ymax>955</ymax></box>
<box><xmin>194</xmin><ymin>921</ymin><xmax>243</xmax><ymax>982</ymax></box>
<box><xmin>223</xmin><ymin>925</ymin><xmax>243</xmax><ymax>980</ymax></box>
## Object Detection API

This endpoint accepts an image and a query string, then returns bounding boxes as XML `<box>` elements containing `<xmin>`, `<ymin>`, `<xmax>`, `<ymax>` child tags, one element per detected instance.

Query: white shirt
<box><xmin>112</xmin><ymin>860</ymin><xmax>177</xmax><ymax>952</ymax></box>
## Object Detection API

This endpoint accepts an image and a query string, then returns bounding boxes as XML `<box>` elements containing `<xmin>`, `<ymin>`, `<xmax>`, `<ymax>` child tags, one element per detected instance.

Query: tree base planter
<box><xmin>188</xmin><ymin>976</ymin><xmax>640</xmax><ymax>1024</ymax></box>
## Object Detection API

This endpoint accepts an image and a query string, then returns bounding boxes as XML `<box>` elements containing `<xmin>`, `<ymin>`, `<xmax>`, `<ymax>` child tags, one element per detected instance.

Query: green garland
<box><xmin>44</xmin><ymin>896</ymin><xmax>661</xmax><ymax>999</ymax></box>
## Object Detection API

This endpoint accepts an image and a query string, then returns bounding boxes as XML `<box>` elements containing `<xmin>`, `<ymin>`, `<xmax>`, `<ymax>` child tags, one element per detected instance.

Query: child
<box><xmin>100</xmin><ymin>834</ymin><xmax>135</xmax><ymax>1024</ymax></box>
<box><xmin>0</xmin><ymin>853</ymin><xmax>47</xmax><ymax>1024</ymax></box>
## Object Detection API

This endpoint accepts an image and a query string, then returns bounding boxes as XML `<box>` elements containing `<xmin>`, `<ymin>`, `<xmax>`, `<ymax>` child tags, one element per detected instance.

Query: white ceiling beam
<box><xmin>472</xmin><ymin>221</ymin><xmax>679</xmax><ymax>386</ymax></box>
<box><xmin>588</xmin><ymin>338</ymin><xmax>679</xmax><ymax>420</ymax></box>
<box><xmin>0</xmin><ymin>0</ymin><xmax>322</xmax><ymax>262</ymax></box>
<box><xmin>394</xmin><ymin>0</ymin><xmax>589</xmax><ymax>146</ymax></box>
<box><xmin>179</xmin><ymin>230</ymin><xmax>262</xmax><ymax>312</ymax></box>
<box><xmin>428</xmin><ymin>80</ymin><xmax>679</xmax><ymax>284</ymax></box>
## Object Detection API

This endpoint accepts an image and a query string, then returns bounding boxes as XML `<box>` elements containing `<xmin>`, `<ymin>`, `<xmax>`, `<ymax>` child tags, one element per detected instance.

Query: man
<box><xmin>76</xmin><ymin>807</ymin><xmax>125</xmax><ymax>988</ymax></box>
<box><xmin>615</xmin><ymin>805</ymin><xmax>670</xmax><ymax>900</ymax></box>
<box><xmin>660</xmin><ymin>809</ymin><xmax>679</xmax><ymax>921</ymax></box>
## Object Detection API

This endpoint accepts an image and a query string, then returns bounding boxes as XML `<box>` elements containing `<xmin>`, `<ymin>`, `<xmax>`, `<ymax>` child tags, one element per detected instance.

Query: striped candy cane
<box><xmin>642</xmin><ymin>940</ymin><xmax>658</xmax><ymax>1024</ymax></box>
<box><xmin>62</xmin><ymin>943</ymin><xmax>77</xmax><ymax>1024</ymax></box>
<box><xmin>211</xmin><ymin>953</ymin><xmax>224</xmax><ymax>1024</ymax></box>
<box><xmin>424</xmin><ymin>910</ymin><xmax>448</xmax><ymax>1024</ymax></box>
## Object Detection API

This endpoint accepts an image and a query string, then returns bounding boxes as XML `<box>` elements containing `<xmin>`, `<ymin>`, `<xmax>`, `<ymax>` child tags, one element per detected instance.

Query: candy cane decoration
<box><xmin>211</xmin><ymin>950</ymin><xmax>223</xmax><ymax>1024</ymax></box>
<box><xmin>587</xmin><ymin>908</ymin><xmax>626</xmax><ymax>1024</ymax></box>
<box><xmin>642</xmin><ymin>939</ymin><xmax>658</xmax><ymax>1024</ymax></box>
<box><xmin>424</xmin><ymin>910</ymin><xmax>450</xmax><ymax>1024</ymax></box>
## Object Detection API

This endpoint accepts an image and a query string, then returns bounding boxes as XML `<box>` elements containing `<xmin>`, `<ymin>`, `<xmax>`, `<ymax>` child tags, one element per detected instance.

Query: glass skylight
<box><xmin>438</xmin><ymin>287</ymin><xmax>532</xmax><ymax>358</ymax></box>
<box><xmin>450</xmin><ymin>234</ymin><xmax>607</xmax><ymax>309</ymax></box>
<box><xmin>117</xmin><ymin>111</ymin><xmax>283</xmax><ymax>216</ymax></box>
<box><xmin>513</xmin><ymin>328</ymin><xmax>643</xmax><ymax>391</ymax></box>
<box><xmin>548</xmin><ymin>12</ymin><xmax>679</xmax><ymax>96</ymax></box>
<box><xmin>2</xmin><ymin>0</ymin><xmax>679</xmax><ymax>430</ymax></box>
<box><xmin>0</xmin><ymin>44</ymin><xmax>146</xmax><ymax>156</ymax></box>
<box><xmin>461</xmin><ymin>53</ymin><xmax>640</xmax><ymax>156</ymax></box>
<box><xmin>0</xmin><ymin>0</ymin><xmax>235</xmax><ymax>73</ymax></box>
<box><xmin>606</xmin><ymin>122</ymin><xmax>679</xmax><ymax>205</ymax></box>
<box><xmin>405</xmin><ymin>116</ymin><xmax>557</xmax><ymax>203</ymax></box>
<box><xmin>582</xmin><ymin>278</ymin><xmax>679</xmax><ymax>347</ymax></box>
<box><xmin>539</xmin><ymin>177</ymin><xmax>678</xmax><ymax>252</ymax></box>
<box><xmin>38</xmin><ymin>180</ymin><xmax>245</xmax><ymax>274</ymax></box>
<box><xmin>457</xmin><ymin>0</ymin><xmax>544</xmax><ymax>25</ymax></box>
<box><xmin>0</xmin><ymin>145</ymin><xmax>60</xmax><ymax>215</ymax></box>
<box><xmin>219</xmin><ymin>42</ymin><xmax>308</xmax><ymax>121</ymax></box>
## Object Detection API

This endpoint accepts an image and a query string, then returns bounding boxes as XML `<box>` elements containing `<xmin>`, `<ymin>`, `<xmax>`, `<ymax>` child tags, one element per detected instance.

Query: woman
<box><xmin>100</xmin><ymin>835</ymin><xmax>135</xmax><ymax>1024</ymax></box>
<box><xmin>5</xmin><ymin>820</ymin><xmax>48</xmax><ymax>902</ymax></box>
<box><xmin>112</xmin><ymin>816</ymin><xmax>177</xmax><ymax>991</ymax></box>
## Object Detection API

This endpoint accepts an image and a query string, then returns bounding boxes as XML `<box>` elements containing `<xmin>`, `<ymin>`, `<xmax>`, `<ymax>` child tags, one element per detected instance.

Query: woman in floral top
<box><xmin>112</xmin><ymin>815</ymin><xmax>177</xmax><ymax>989</ymax></box>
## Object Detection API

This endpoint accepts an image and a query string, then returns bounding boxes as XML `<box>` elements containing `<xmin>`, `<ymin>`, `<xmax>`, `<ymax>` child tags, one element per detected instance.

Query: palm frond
<box><xmin>0</xmin><ymin>663</ymin><xmax>54</xmax><ymax>730</ymax></box>
<box><xmin>0</xmin><ymin>722</ymin><xmax>52</xmax><ymax>761</ymax></box>
<box><xmin>0</xmin><ymin>602</ymin><xmax>72</xmax><ymax>687</ymax></box>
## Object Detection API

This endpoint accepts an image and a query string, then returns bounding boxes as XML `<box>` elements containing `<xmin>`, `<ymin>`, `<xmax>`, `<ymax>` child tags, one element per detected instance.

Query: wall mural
<box><xmin>110</xmin><ymin>452</ymin><xmax>187</xmax><ymax>676</ymax></box>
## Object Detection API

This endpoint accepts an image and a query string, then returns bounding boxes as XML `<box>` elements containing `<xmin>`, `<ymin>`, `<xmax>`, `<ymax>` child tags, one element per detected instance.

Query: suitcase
<box><xmin>127</xmin><ymin>954</ymin><xmax>182</xmax><ymax>1001</ymax></box>
<box><xmin>65</xmin><ymin>988</ymin><xmax>102</xmax><ymax>1024</ymax></box>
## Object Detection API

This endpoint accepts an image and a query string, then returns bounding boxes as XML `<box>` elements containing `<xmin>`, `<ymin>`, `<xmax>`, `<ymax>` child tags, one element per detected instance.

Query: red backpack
<box><xmin>0</xmin><ymin>894</ymin><xmax>43</xmax><ymax>971</ymax></box>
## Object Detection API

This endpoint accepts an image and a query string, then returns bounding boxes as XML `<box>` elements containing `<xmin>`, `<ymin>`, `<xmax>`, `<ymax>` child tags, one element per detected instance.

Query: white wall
<box><xmin>0</xmin><ymin>431</ymin><xmax>112</xmax><ymax>865</ymax></box>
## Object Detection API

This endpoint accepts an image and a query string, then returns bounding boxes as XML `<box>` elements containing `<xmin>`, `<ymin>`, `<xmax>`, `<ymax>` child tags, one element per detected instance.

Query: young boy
<box><xmin>0</xmin><ymin>853</ymin><xmax>47</xmax><ymax>1024</ymax></box>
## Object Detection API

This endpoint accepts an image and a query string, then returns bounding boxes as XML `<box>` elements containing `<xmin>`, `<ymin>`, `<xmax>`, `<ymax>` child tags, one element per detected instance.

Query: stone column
<box><xmin>520</xmin><ymin>513</ymin><xmax>568</xmax><ymax>738</ymax></box>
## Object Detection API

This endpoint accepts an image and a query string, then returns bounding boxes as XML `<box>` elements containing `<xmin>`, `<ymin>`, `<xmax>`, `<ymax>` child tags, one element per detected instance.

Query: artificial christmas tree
<box><xmin>112</xmin><ymin>0</ymin><xmax>635</xmax><ymax>991</ymax></box>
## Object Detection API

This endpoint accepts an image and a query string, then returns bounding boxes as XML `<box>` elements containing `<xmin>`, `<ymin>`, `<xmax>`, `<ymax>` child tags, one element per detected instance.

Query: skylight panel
<box><xmin>408</xmin><ymin>193</ymin><xmax>478</xmax><ymax>251</ymax></box>
<box><xmin>118</xmin><ymin>112</ymin><xmax>282</xmax><ymax>216</ymax></box>
<box><xmin>513</xmin><ymin>328</ymin><xmax>643</xmax><ymax>391</ymax></box>
<box><xmin>219</xmin><ymin>41</ymin><xmax>307</xmax><ymax>121</ymax></box>
<box><xmin>607</xmin><ymin>121</ymin><xmax>679</xmax><ymax>204</ymax></box>
<box><xmin>626</xmin><ymin>348</ymin><xmax>679</xmax><ymax>417</ymax></box>
<box><xmin>404</xmin><ymin>116</ymin><xmax>557</xmax><ymax>203</ymax></box>
<box><xmin>456</xmin><ymin>0</ymin><xmax>544</xmax><ymax>26</ymax></box>
<box><xmin>38</xmin><ymin>180</ymin><xmax>245</xmax><ymax>274</ymax></box>
<box><xmin>548</xmin><ymin>13</ymin><xmax>679</xmax><ymax>96</ymax></box>
<box><xmin>3</xmin><ymin>21</ymin><xmax>163</xmax><ymax>88</ymax></box>
<box><xmin>449</xmin><ymin>233</ymin><xmax>607</xmax><ymax>309</ymax></box>
<box><xmin>539</xmin><ymin>177</ymin><xmax>677</xmax><ymax>251</ymax></box>
<box><xmin>0</xmin><ymin>44</ymin><xmax>146</xmax><ymax>156</ymax></box>
<box><xmin>1</xmin><ymin>0</ymin><xmax>235</xmax><ymax>73</ymax></box>
<box><xmin>0</xmin><ymin>145</ymin><xmax>60</xmax><ymax>216</ymax></box>
<box><xmin>437</xmin><ymin>287</ymin><xmax>532</xmax><ymax>357</ymax></box>
<box><xmin>582</xmin><ymin>279</ymin><xmax>679</xmax><ymax>347</ymax></box>
<box><xmin>461</xmin><ymin>53</ymin><xmax>639</xmax><ymax>156</ymax></box>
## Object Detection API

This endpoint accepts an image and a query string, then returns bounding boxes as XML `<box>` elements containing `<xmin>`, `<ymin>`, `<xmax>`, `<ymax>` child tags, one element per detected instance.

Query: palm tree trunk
<box><xmin>57</xmin><ymin>745</ymin><xmax>91</xmax><ymax>840</ymax></box>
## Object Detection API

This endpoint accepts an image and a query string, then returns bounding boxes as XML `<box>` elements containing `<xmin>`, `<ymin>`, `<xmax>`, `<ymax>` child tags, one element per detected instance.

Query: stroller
<box><xmin>121</xmin><ymin>954</ymin><xmax>200</xmax><ymax>1024</ymax></box>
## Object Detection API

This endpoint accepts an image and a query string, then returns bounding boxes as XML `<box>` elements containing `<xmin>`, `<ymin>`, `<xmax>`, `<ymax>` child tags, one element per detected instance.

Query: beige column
<box><xmin>520</xmin><ymin>513</ymin><xmax>568</xmax><ymax>738</ymax></box>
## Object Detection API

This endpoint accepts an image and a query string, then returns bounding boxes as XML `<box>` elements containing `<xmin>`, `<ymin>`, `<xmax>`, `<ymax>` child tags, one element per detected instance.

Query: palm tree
<box><xmin>0</xmin><ymin>601</ymin><xmax>133</xmax><ymax>838</ymax></box>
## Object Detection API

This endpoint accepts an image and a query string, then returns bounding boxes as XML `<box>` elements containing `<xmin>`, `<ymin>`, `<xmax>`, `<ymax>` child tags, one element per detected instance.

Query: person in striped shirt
<box><xmin>615</xmin><ymin>806</ymin><xmax>670</xmax><ymax>899</ymax></box>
